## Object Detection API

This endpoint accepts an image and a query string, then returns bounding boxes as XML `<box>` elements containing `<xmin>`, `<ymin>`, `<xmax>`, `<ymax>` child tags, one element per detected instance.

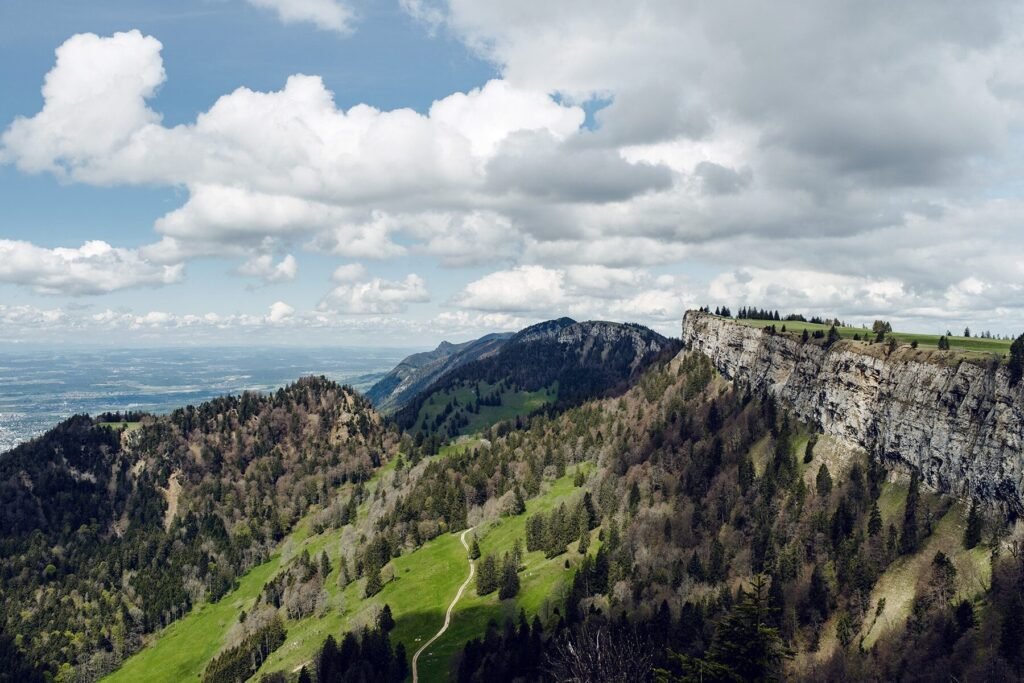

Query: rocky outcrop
<box><xmin>682</xmin><ymin>310</ymin><xmax>1024</xmax><ymax>511</ymax></box>
<box><xmin>511</xmin><ymin>319</ymin><xmax>669</xmax><ymax>372</ymax></box>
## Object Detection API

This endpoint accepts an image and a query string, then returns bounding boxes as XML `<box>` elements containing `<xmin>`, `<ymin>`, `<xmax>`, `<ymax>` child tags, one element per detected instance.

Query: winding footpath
<box><xmin>411</xmin><ymin>527</ymin><xmax>475</xmax><ymax>683</ymax></box>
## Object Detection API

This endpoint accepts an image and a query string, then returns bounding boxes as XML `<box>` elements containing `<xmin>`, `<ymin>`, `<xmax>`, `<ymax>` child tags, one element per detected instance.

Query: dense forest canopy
<box><xmin>0</xmin><ymin>376</ymin><xmax>396</xmax><ymax>680</ymax></box>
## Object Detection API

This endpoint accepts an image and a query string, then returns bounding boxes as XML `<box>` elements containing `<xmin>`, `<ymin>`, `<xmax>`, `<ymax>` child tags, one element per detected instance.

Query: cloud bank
<box><xmin>4</xmin><ymin>3</ymin><xmax>1024</xmax><ymax>340</ymax></box>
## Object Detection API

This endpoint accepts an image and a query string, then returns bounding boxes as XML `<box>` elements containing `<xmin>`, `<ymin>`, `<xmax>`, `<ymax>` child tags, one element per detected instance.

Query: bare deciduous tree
<box><xmin>544</xmin><ymin>622</ymin><xmax>652</xmax><ymax>682</ymax></box>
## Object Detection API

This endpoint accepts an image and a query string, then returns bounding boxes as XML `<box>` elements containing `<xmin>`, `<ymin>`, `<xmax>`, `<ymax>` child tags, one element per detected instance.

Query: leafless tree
<box><xmin>544</xmin><ymin>621</ymin><xmax>653</xmax><ymax>682</ymax></box>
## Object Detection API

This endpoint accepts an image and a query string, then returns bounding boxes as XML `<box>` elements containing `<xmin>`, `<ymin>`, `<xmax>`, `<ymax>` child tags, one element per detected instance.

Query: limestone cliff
<box><xmin>682</xmin><ymin>311</ymin><xmax>1024</xmax><ymax>511</ymax></box>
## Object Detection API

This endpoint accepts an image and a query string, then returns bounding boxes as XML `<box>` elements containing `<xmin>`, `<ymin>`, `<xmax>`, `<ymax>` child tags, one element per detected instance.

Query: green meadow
<box><xmin>107</xmin><ymin>435</ymin><xmax>589</xmax><ymax>683</ymax></box>
<box><xmin>412</xmin><ymin>380</ymin><xmax>557</xmax><ymax>436</ymax></box>
<box><xmin>731</xmin><ymin>317</ymin><xmax>1012</xmax><ymax>356</ymax></box>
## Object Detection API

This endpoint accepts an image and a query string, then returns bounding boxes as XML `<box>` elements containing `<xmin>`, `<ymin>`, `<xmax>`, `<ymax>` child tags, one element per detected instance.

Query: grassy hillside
<box><xmin>104</xmin><ymin>456</ymin><xmax>402</xmax><ymax>683</ymax></box>
<box><xmin>412</xmin><ymin>469</ymin><xmax>594</xmax><ymax>680</ymax></box>
<box><xmin>107</xmin><ymin>433</ymin><xmax>592</xmax><ymax>683</ymax></box>
<box><xmin>411</xmin><ymin>380</ymin><xmax>557</xmax><ymax>438</ymax></box>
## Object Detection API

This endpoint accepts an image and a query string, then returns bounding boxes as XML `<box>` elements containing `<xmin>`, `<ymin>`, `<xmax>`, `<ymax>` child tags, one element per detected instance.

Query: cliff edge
<box><xmin>682</xmin><ymin>310</ymin><xmax>1024</xmax><ymax>511</ymax></box>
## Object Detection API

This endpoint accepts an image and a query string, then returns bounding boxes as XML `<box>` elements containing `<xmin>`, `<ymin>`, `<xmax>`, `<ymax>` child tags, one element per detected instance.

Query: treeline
<box><xmin>95</xmin><ymin>410</ymin><xmax>148</xmax><ymax>423</ymax></box>
<box><xmin>524</xmin><ymin>495</ymin><xmax>598</xmax><ymax>558</ymax></box>
<box><xmin>457</xmin><ymin>581</ymin><xmax>790</xmax><ymax>682</ymax></box>
<box><xmin>202</xmin><ymin>614</ymin><xmax>286</xmax><ymax>683</ymax></box>
<box><xmin>475</xmin><ymin>543</ymin><xmax>523</xmax><ymax>599</ymax></box>
<box><xmin>312</xmin><ymin>622</ymin><xmax>408</xmax><ymax>683</ymax></box>
<box><xmin>699</xmin><ymin>306</ymin><xmax>849</xmax><ymax>327</ymax></box>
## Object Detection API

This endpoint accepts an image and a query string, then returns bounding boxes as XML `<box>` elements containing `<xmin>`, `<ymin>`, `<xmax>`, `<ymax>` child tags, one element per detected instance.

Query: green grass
<box><xmin>97</xmin><ymin>421</ymin><xmax>142</xmax><ymax>433</ymax></box>
<box><xmin>104</xmin><ymin>553</ymin><xmax>283</xmax><ymax>682</ymax></box>
<box><xmin>252</xmin><ymin>466</ymin><xmax>589</xmax><ymax>681</ymax></box>
<box><xmin>859</xmin><ymin>487</ymin><xmax>991</xmax><ymax>649</ymax></box>
<box><xmin>105</xmin><ymin>457</ymin><xmax>400</xmax><ymax>683</ymax></box>
<box><xmin>410</xmin><ymin>469</ymin><xmax>591</xmax><ymax>681</ymax></box>
<box><xmin>258</xmin><ymin>467</ymin><xmax>590</xmax><ymax>682</ymax></box>
<box><xmin>731</xmin><ymin>318</ymin><xmax>1011</xmax><ymax>356</ymax></box>
<box><xmin>414</xmin><ymin>381</ymin><xmax>557</xmax><ymax>437</ymax></box>
<box><xmin>109</xmin><ymin>427</ymin><xmax>591</xmax><ymax>683</ymax></box>
<box><xmin>257</xmin><ymin>529</ymin><xmax>471</xmax><ymax>679</ymax></box>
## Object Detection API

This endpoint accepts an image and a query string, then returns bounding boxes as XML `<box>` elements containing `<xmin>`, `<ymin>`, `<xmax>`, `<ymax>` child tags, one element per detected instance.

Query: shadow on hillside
<box><xmin>290</xmin><ymin>603</ymin><xmax>533</xmax><ymax>682</ymax></box>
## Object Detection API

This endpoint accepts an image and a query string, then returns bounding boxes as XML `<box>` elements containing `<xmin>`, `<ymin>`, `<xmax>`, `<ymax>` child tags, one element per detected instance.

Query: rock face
<box><xmin>511</xmin><ymin>318</ymin><xmax>669</xmax><ymax>372</ymax></box>
<box><xmin>682</xmin><ymin>311</ymin><xmax>1024</xmax><ymax>511</ymax></box>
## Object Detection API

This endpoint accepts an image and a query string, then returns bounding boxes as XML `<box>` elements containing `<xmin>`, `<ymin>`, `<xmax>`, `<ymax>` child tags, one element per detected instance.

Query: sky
<box><xmin>2</xmin><ymin>0</ymin><xmax>1024</xmax><ymax>347</ymax></box>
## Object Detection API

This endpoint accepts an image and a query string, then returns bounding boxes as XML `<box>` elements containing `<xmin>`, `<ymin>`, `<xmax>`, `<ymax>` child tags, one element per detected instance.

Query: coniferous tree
<box><xmin>578</xmin><ymin>528</ymin><xmax>590</xmax><ymax>555</ymax></box>
<box><xmin>395</xmin><ymin>642</ymin><xmax>409</xmax><ymax>681</ymax></box>
<box><xmin>1010</xmin><ymin>333</ymin><xmax>1024</xmax><ymax>386</ymax></box>
<box><xmin>378</xmin><ymin>604</ymin><xmax>396</xmax><ymax>633</ymax></box>
<box><xmin>827</xmin><ymin>325</ymin><xmax>841</xmax><ymax>346</ymax></box>
<box><xmin>803</xmin><ymin>435</ymin><xmax>817</xmax><ymax>463</ymax></box>
<box><xmin>816</xmin><ymin>463</ymin><xmax>833</xmax><ymax>497</ymax></box>
<box><xmin>964</xmin><ymin>499</ymin><xmax>983</xmax><ymax>549</ymax></box>
<box><xmin>901</xmin><ymin>471</ymin><xmax>921</xmax><ymax>554</ymax></box>
<box><xmin>868</xmin><ymin>500</ymin><xmax>883</xmax><ymax>536</ymax></box>
<box><xmin>628</xmin><ymin>481</ymin><xmax>642</xmax><ymax>513</ymax></box>
<box><xmin>365</xmin><ymin>565</ymin><xmax>383</xmax><ymax>598</ymax></box>
<box><xmin>499</xmin><ymin>553</ymin><xmax>521</xmax><ymax>599</ymax></box>
<box><xmin>705</xmin><ymin>575</ymin><xmax>792</xmax><ymax>681</ymax></box>
<box><xmin>469</xmin><ymin>537</ymin><xmax>481</xmax><ymax>560</ymax></box>
<box><xmin>476</xmin><ymin>555</ymin><xmax>498</xmax><ymax>596</ymax></box>
<box><xmin>320</xmin><ymin>550</ymin><xmax>331</xmax><ymax>579</ymax></box>
<box><xmin>738</xmin><ymin>454</ymin><xmax>755</xmax><ymax>494</ymax></box>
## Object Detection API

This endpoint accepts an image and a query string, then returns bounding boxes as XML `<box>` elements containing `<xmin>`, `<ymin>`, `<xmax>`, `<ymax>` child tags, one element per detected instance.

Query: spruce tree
<box><xmin>964</xmin><ymin>499</ymin><xmax>983</xmax><ymax>549</ymax></box>
<box><xmin>365</xmin><ymin>565</ymin><xmax>383</xmax><ymax>598</ymax></box>
<box><xmin>578</xmin><ymin>528</ymin><xmax>590</xmax><ymax>555</ymax></box>
<box><xmin>706</xmin><ymin>575</ymin><xmax>791</xmax><ymax>680</ymax></box>
<box><xmin>498</xmin><ymin>553</ymin><xmax>520</xmax><ymax>599</ymax></box>
<box><xmin>868</xmin><ymin>500</ymin><xmax>883</xmax><ymax>536</ymax></box>
<box><xmin>320</xmin><ymin>551</ymin><xmax>331</xmax><ymax>579</ymax></box>
<box><xmin>1010</xmin><ymin>333</ymin><xmax>1024</xmax><ymax>386</ymax></box>
<box><xmin>394</xmin><ymin>642</ymin><xmax>409</xmax><ymax>681</ymax></box>
<box><xmin>628</xmin><ymin>481</ymin><xmax>642</xmax><ymax>513</ymax></box>
<box><xmin>815</xmin><ymin>464</ymin><xmax>833</xmax><ymax>497</ymax></box>
<box><xmin>378</xmin><ymin>604</ymin><xmax>395</xmax><ymax>632</ymax></box>
<box><xmin>803</xmin><ymin>435</ymin><xmax>817</xmax><ymax>463</ymax></box>
<box><xmin>476</xmin><ymin>555</ymin><xmax>498</xmax><ymax>596</ymax></box>
<box><xmin>738</xmin><ymin>454</ymin><xmax>755</xmax><ymax>494</ymax></box>
<box><xmin>827</xmin><ymin>325</ymin><xmax>841</xmax><ymax>346</ymax></box>
<box><xmin>469</xmin><ymin>537</ymin><xmax>481</xmax><ymax>560</ymax></box>
<box><xmin>900</xmin><ymin>471</ymin><xmax>921</xmax><ymax>554</ymax></box>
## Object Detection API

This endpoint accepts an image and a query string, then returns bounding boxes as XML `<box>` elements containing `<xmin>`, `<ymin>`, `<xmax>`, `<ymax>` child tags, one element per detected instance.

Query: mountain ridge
<box><xmin>682</xmin><ymin>309</ymin><xmax>1024</xmax><ymax>511</ymax></box>
<box><xmin>365</xmin><ymin>332</ymin><xmax>513</xmax><ymax>414</ymax></box>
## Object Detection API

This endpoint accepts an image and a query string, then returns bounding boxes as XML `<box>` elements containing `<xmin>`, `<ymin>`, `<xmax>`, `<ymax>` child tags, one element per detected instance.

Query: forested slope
<box><xmin>0</xmin><ymin>377</ymin><xmax>397</xmax><ymax>680</ymax></box>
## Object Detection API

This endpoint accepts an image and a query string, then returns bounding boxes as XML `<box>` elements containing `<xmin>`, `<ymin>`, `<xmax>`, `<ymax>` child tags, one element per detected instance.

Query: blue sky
<box><xmin>2</xmin><ymin>1</ymin><xmax>1023</xmax><ymax>346</ymax></box>
<box><xmin>0</xmin><ymin>0</ymin><xmax>498</xmax><ymax>344</ymax></box>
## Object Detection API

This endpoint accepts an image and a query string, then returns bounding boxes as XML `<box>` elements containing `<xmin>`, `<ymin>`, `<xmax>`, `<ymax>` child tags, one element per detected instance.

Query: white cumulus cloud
<box><xmin>237</xmin><ymin>254</ymin><xmax>298</xmax><ymax>283</ymax></box>
<box><xmin>321</xmin><ymin>273</ymin><xmax>430</xmax><ymax>314</ymax></box>
<box><xmin>0</xmin><ymin>239</ymin><xmax>182</xmax><ymax>295</ymax></box>
<box><xmin>245</xmin><ymin>0</ymin><xmax>355</xmax><ymax>34</ymax></box>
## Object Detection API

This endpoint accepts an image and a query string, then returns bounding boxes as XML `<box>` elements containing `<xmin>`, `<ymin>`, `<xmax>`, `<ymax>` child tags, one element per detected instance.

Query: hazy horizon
<box><xmin>3</xmin><ymin>1</ymin><xmax>1024</xmax><ymax>347</ymax></box>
